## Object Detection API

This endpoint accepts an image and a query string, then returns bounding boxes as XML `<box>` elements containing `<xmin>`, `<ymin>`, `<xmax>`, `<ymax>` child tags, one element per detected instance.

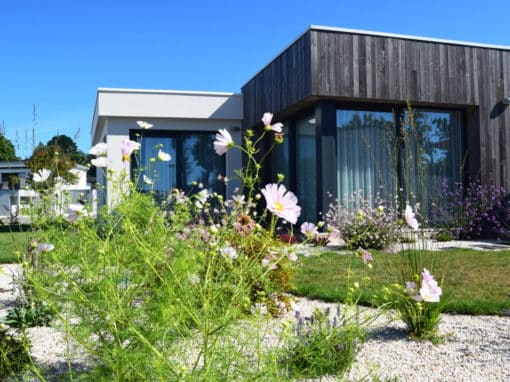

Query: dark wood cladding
<box><xmin>242</xmin><ymin>32</ymin><xmax>312</xmax><ymax>129</ymax></box>
<box><xmin>242</xmin><ymin>28</ymin><xmax>510</xmax><ymax>189</ymax></box>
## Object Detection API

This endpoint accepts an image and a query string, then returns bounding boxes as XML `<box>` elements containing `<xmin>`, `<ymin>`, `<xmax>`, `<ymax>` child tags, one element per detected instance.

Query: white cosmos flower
<box><xmin>143</xmin><ymin>175</ymin><xmax>153</xmax><ymax>185</ymax></box>
<box><xmin>157</xmin><ymin>149</ymin><xmax>171</xmax><ymax>161</ymax></box>
<box><xmin>213</xmin><ymin>129</ymin><xmax>234</xmax><ymax>155</ymax></box>
<box><xmin>262</xmin><ymin>112</ymin><xmax>283</xmax><ymax>133</ymax></box>
<box><xmin>33</xmin><ymin>169</ymin><xmax>51</xmax><ymax>183</ymax></box>
<box><xmin>89</xmin><ymin>142</ymin><xmax>108</xmax><ymax>156</ymax></box>
<box><xmin>136</xmin><ymin>120</ymin><xmax>153</xmax><ymax>129</ymax></box>
<box><xmin>91</xmin><ymin>157</ymin><xmax>108</xmax><ymax>168</ymax></box>
<box><xmin>65</xmin><ymin>203</ymin><xmax>88</xmax><ymax>222</ymax></box>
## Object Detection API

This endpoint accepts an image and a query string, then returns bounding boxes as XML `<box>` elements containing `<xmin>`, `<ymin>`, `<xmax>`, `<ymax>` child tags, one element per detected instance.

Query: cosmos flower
<box><xmin>220</xmin><ymin>246</ymin><xmax>238</xmax><ymax>260</ymax></box>
<box><xmin>300</xmin><ymin>222</ymin><xmax>318</xmax><ymax>237</ymax></box>
<box><xmin>33</xmin><ymin>169</ymin><xmax>51</xmax><ymax>183</ymax></box>
<box><xmin>419</xmin><ymin>269</ymin><xmax>442</xmax><ymax>302</ymax></box>
<box><xmin>91</xmin><ymin>157</ymin><xmax>108</xmax><ymax>168</ymax></box>
<box><xmin>121</xmin><ymin>139</ymin><xmax>141</xmax><ymax>162</ymax></box>
<box><xmin>404</xmin><ymin>204</ymin><xmax>419</xmax><ymax>230</ymax></box>
<box><xmin>89</xmin><ymin>142</ymin><xmax>108</xmax><ymax>156</ymax></box>
<box><xmin>213</xmin><ymin>129</ymin><xmax>234</xmax><ymax>155</ymax></box>
<box><xmin>157</xmin><ymin>149</ymin><xmax>171</xmax><ymax>161</ymax></box>
<box><xmin>65</xmin><ymin>203</ymin><xmax>88</xmax><ymax>222</ymax></box>
<box><xmin>233</xmin><ymin>213</ymin><xmax>255</xmax><ymax>236</ymax></box>
<box><xmin>36</xmin><ymin>243</ymin><xmax>54</xmax><ymax>253</ymax></box>
<box><xmin>261</xmin><ymin>254</ymin><xmax>277</xmax><ymax>270</ymax></box>
<box><xmin>261</xmin><ymin>183</ymin><xmax>301</xmax><ymax>225</ymax></box>
<box><xmin>359</xmin><ymin>247</ymin><xmax>374</xmax><ymax>264</ymax></box>
<box><xmin>143</xmin><ymin>175</ymin><xmax>153</xmax><ymax>185</ymax></box>
<box><xmin>136</xmin><ymin>120</ymin><xmax>153</xmax><ymax>129</ymax></box>
<box><xmin>261</xmin><ymin>112</ymin><xmax>283</xmax><ymax>133</ymax></box>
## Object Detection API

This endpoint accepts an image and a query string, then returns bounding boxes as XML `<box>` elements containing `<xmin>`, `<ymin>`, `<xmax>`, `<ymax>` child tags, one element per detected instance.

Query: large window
<box><xmin>134</xmin><ymin>131</ymin><xmax>226</xmax><ymax>199</ymax></box>
<box><xmin>296</xmin><ymin>115</ymin><xmax>317</xmax><ymax>223</ymax></box>
<box><xmin>337</xmin><ymin>110</ymin><xmax>396</xmax><ymax>205</ymax></box>
<box><xmin>336</xmin><ymin>108</ymin><xmax>463</xmax><ymax>218</ymax></box>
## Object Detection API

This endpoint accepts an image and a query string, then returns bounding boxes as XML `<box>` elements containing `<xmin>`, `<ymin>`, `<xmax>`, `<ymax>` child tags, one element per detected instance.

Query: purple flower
<box><xmin>419</xmin><ymin>269</ymin><xmax>442</xmax><ymax>302</ymax></box>
<box><xmin>359</xmin><ymin>247</ymin><xmax>374</xmax><ymax>264</ymax></box>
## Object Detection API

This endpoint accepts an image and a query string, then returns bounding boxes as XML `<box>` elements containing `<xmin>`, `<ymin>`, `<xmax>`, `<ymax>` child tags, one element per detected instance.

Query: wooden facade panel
<box><xmin>242</xmin><ymin>28</ymin><xmax>510</xmax><ymax>189</ymax></box>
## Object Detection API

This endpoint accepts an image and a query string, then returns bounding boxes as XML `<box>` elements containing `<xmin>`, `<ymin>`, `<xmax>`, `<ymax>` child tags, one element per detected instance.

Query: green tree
<box><xmin>46</xmin><ymin>134</ymin><xmax>86</xmax><ymax>164</ymax></box>
<box><xmin>0</xmin><ymin>133</ymin><xmax>17</xmax><ymax>160</ymax></box>
<box><xmin>26</xmin><ymin>144</ymin><xmax>77</xmax><ymax>186</ymax></box>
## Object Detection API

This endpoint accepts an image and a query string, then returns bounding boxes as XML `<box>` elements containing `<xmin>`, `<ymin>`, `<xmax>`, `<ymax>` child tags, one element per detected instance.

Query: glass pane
<box><xmin>296</xmin><ymin>116</ymin><xmax>317</xmax><ymax>223</ymax></box>
<box><xmin>271</xmin><ymin>122</ymin><xmax>289</xmax><ymax>185</ymax></box>
<box><xmin>183</xmin><ymin>134</ymin><xmax>225</xmax><ymax>195</ymax></box>
<box><xmin>139</xmin><ymin>136</ymin><xmax>176</xmax><ymax>195</ymax></box>
<box><xmin>403</xmin><ymin>109</ymin><xmax>463</xmax><ymax>219</ymax></box>
<box><xmin>336</xmin><ymin>110</ymin><xmax>396</xmax><ymax>207</ymax></box>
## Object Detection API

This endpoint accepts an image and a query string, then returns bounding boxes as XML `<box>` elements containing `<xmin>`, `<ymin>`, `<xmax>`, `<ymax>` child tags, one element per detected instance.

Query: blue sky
<box><xmin>2</xmin><ymin>0</ymin><xmax>510</xmax><ymax>158</ymax></box>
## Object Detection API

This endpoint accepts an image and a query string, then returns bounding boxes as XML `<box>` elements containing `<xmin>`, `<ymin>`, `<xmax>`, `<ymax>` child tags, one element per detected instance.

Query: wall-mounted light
<box><xmin>500</xmin><ymin>97</ymin><xmax>510</xmax><ymax>105</ymax></box>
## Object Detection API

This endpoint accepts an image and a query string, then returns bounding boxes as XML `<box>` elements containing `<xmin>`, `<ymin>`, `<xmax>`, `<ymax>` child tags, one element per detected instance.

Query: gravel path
<box><xmin>1</xmin><ymin>264</ymin><xmax>509</xmax><ymax>381</ymax></box>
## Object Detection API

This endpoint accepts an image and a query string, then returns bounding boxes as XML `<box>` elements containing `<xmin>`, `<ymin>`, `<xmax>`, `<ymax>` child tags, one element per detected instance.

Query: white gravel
<box><xmin>1</xmin><ymin>264</ymin><xmax>509</xmax><ymax>381</ymax></box>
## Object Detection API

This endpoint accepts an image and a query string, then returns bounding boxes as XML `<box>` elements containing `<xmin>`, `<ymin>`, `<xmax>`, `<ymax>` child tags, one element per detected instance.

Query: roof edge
<box><xmin>310</xmin><ymin>25</ymin><xmax>510</xmax><ymax>51</ymax></box>
<box><xmin>97</xmin><ymin>88</ymin><xmax>242</xmax><ymax>97</ymax></box>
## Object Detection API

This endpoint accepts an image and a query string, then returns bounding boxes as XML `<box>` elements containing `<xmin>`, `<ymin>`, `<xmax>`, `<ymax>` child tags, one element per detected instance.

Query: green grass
<box><xmin>292</xmin><ymin>248</ymin><xmax>510</xmax><ymax>315</ymax></box>
<box><xmin>0</xmin><ymin>231</ymin><xmax>30</xmax><ymax>263</ymax></box>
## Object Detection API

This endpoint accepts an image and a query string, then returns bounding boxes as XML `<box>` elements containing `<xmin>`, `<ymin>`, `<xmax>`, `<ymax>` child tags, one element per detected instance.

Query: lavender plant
<box><xmin>281</xmin><ymin>307</ymin><xmax>368</xmax><ymax>379</ymax></box>
<box><xmin>432</xmin><ymin>178</ymin><xmax>510</xmax><ymax>240</ymax></box>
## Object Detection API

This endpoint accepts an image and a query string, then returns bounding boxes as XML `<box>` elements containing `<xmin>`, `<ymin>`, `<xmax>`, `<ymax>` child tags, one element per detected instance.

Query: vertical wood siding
<box><xmin>242</xmin><ymin>29</ymin><xmax>510</xmax><ymax>189</ymax></box>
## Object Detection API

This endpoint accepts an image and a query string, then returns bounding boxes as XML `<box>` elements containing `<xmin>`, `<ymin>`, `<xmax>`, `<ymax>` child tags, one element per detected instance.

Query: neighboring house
<box><xmin>91</xmin><ymin>26</ymin><xmax>510</xmax><ymax>223</ymax></box>
<box><xmin>0</xmin><ymin>161</ymin><xmax>93</xmax><ymax>222</ymax></box>
<box><xmin>0</xmin><ymin>161</ymin><xmax>36</xmax><ymax>221</ymax></box>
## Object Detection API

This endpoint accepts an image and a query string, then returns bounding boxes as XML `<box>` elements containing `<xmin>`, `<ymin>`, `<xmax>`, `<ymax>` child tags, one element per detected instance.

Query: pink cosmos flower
<box><xmin>91</xmin><ymin>157</ymin><xmax>108</xmax><ymax>168</ymax></box>
<box><xmin>419</xmin><ymin>268</ymin><xmax>442</xmax><ymax>302</ymax></box>
<box><xmin>359</xmin><ymin>247</ymin><xmax>374</xmax><ymax>264</ymax></box>
<box><xmin>261</xmin><ymin>183</ymin><xmax>301</xmax><ymax>225</ymax></box>
<box><xmin>300</xmin><ymin>222</ymin><xmax>318</xmax><ymax>237</ymax></box>
<box><xmin>261</xmin><ymin>112</ymin><xmax>283</xmax><ymax>133</ymax></box>
<box><xmin>213</xmin><ymin>129</ymin><xmax>234</xmax><ymax>155</ymax></box>
<box><xmin>288</xmin><ymin>252</ymin><xmax>298</xmax><ymax>262</ymax></box>
<box><xmin>121</xmin><ymin>139</ymin><xmax>141</xmax><ymax>162</ymax></box>
<box><xmin>404</xmin><ymin>204</ymin><xmax>419</xmax><ymax>230</ymax></box>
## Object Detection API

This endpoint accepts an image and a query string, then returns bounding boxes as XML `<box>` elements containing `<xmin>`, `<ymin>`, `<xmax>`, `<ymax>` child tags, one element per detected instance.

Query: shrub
<box><xmin>432</xmin><ymin>178</ymin><xmax>510</xmax><ymax>240</ymax></box>
<box><xmin>281</xmin><ymin>307</ymin><xmax>367</xmax><ymax>379</ymax></box>
<box><xmin>326</xmin><ymin>192</ymin><xmax>400</xmax><ymax>250</ymax></box>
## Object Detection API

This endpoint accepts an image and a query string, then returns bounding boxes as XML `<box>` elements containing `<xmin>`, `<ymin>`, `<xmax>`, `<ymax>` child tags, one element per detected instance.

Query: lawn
<box><xmin>292</xmin><ymin>248</ymin><xmax>510</xmax><ymax>315</ymax></box>
<box><xmin>0</xmin><ymin>230</ymin><xmax>30</xmax><ymax>263</ymax></box>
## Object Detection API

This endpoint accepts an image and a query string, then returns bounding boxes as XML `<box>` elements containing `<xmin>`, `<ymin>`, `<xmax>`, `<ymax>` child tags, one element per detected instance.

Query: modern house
<box><xmin>0</xmin><ymin>161</ymin><xmax>93</xmax><ymax>222</ymax></box>
<box><xmin>91</xmin><ymin>89</ymin><xmax>243</xmax><ymax>207</ymax></box>
<box><xmin>91</xmin><ymin>26</ymin><xmax>510</xmax><ymax>223</ymax></box>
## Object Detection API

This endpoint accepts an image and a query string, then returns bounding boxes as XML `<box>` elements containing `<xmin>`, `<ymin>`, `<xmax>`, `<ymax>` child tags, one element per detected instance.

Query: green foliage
<box><xmin>0</xmin><ymin>330</ymin><xmax>31</xmax><ymax>378</ymax></box>
<box><xmin>46</xmin><ymin>134</ymin><xmax>87</xmax><ymax>164</ymax></box>
<box><xmin>0</xmin><ymin>132</ymin><xmax>17</xmax><ymax>160</ymax></box>
<box><xmin>3</xmin><ymin>300</ymin><xmax>54</xmax><ymax>329</ymax></box>
<box><xmin>281</xmin><ymin>307</ymin><xmax>367</xmax><ymax>379</ymax></box>
<box><xmin>26</xmin><ymin>144</ymin><xmax>77</xmax><ymax>186</ymax></box>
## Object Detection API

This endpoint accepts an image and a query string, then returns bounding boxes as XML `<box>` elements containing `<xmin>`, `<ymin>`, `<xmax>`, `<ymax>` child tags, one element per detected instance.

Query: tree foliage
<box><xmin>26</xmin><ymin>144</ymin><xmax>77</xmax><ymax>185</ymax></box>
<box><xmin>46</xmin><ymin>134</ymin><xmax>86</xmax><ymax>164</ymax></box>
<box><xmin>0</xmin><ymin>133</ymin><xmax>17</xmax><ymax>160</ymax></box>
